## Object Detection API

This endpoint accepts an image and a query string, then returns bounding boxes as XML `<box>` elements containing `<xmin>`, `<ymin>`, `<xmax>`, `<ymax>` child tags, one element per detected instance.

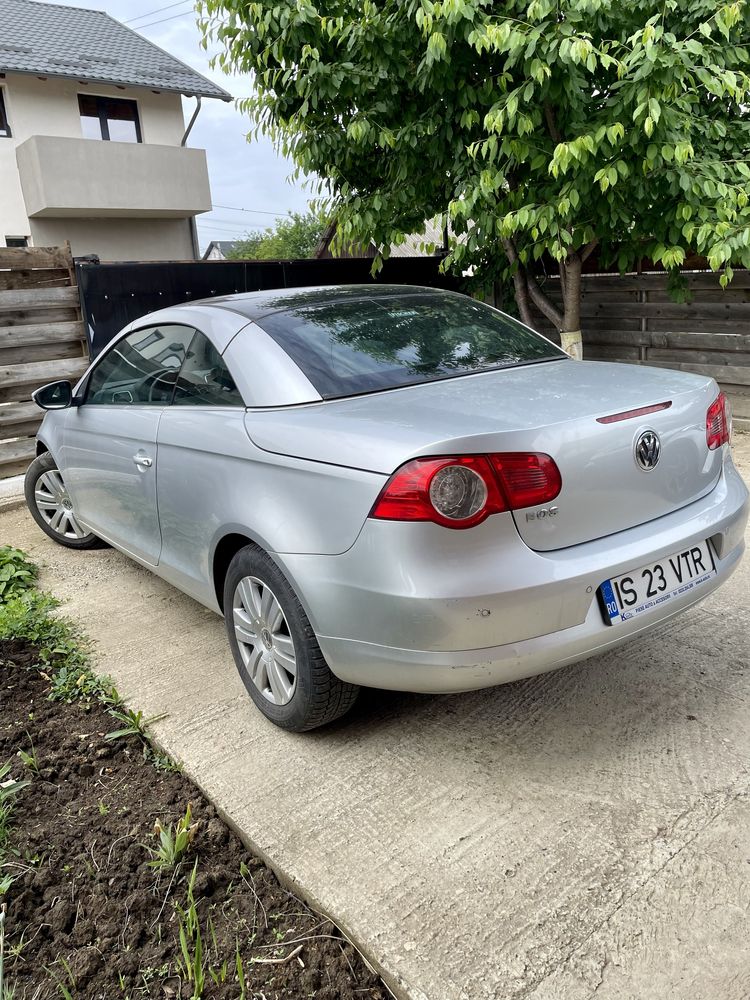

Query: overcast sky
<box><xmin>53</xmin><ymin>0</ymin><xmax>313</xmax><ymax>252</ymax></box>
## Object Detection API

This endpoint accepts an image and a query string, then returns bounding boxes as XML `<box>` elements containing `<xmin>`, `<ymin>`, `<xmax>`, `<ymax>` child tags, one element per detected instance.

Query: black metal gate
<box><xmin>75</xmin><ymin>256</ymin><xmax>458</xmax><ymax>357</ymax></box>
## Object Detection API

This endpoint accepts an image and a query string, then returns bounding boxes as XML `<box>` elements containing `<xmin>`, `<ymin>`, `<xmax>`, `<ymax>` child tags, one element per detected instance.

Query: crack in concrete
<box><xmin>514</xmin><ymin>786</ymin><xmax>748</xmax><ymax>1000</ymax></box>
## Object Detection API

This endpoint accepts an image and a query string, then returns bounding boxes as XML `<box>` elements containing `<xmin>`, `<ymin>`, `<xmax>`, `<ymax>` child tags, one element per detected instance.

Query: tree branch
<box><xmin>543</xmin><ymin>102</ymin><xmax>562</xmax><ymax>144</ymax></box>
<box><xmin>580</xmin><ymin>237</ymin><xmax>599</xmax><ymax>264</ymax></box>
<box><xmin>503</xmin><ymin>238</ymin><xmax>563</xmax><ymax>329</ymax></box>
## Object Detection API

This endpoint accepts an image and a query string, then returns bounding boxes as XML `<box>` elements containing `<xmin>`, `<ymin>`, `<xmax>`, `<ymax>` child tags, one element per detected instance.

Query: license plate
<box><xmin>599</xmin><ymin>539</ymin><xmax>717</xmax><ymax>625</ymax></box>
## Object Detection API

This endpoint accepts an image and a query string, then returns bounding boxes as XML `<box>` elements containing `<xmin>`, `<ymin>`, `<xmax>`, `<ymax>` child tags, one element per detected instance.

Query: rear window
<box><xmin>255</xmin><ymin>293</ymin><xmax>566</xmax><ymax>399</ymax></box>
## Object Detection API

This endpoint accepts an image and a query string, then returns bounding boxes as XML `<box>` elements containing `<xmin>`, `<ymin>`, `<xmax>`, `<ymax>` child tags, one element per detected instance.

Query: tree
<box><xmin>200</xmin><ymin>1</ymin><xmax>750</xmax><ymax>355</ymax></box>
<box><xmin>228</xmin><ymin>209</ymin><xmax>329</xmax><ymax>260</ymax></box>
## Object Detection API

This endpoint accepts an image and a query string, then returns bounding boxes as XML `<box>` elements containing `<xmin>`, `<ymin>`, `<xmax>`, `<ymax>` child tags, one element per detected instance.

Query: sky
<box><xmin>53</xmin><ymin>0</ymin><xmax>314</xmax><ymax>252</ymax></box>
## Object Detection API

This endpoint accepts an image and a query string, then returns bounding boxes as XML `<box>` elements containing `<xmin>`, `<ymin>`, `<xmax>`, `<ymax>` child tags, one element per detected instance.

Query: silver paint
<box><xmin>33</xmin><ymin>286</ymin><xmax>749</xmax><ymax>695</ymax></box>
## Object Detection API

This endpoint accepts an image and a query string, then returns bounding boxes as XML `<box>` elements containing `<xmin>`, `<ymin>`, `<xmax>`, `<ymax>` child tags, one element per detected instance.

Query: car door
<box><xmin>59</xmin><ymin>323</ymin><xmax>196</xmax><ymax>565</ymax></box>
<box><xmin>154</xmin><ymin>328</ymin><xmax>248</xmax><ymax>601</ymax></box>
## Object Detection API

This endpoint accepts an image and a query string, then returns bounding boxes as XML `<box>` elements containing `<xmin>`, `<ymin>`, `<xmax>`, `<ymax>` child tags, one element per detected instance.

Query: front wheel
<box><xmin>224</xmin><ymin>545</ymin><xmax>359</xmax><ymax>731</ymax></box>
<box><xmin>24</xmin><ymin>452</ymin><xmax>106</xmax><ymax>550</ymax></box>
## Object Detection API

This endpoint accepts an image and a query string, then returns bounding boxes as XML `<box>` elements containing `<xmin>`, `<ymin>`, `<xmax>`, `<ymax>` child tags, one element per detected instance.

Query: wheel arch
<box><xmin>210</xmin><ymin>530</ymin><xmax>319</xmax><ymax>633</ymax></box>
<box><xmin>212</xmin><ymin>532</ymin><xmax>260</xmax><ymax>613</ymax></box>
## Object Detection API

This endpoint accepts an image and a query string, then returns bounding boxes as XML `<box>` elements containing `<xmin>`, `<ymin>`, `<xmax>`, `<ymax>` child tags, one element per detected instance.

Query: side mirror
<box><xmin>32</xmin><ymin>380</ymin><xmax>74</xmax><ymax>410</ymax></box>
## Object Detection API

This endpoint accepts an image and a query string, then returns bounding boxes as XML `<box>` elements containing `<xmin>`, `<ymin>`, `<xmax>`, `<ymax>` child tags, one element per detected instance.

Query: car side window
<box><xmin>171</xmin><ymin>331</ymin><xmax>245</xmax><ymax>407</ymax></box>
<box><xmin>86</xmin><ymin>325</ymin><xmax>196</xmax><ymax>405</ymax></box>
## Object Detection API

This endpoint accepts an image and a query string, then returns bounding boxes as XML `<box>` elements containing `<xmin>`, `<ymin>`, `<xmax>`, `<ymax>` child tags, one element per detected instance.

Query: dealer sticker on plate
<box><xmin>600</xmin><ymin>539</ymin><xmax>717</xmax><ymax>625</ymax></box>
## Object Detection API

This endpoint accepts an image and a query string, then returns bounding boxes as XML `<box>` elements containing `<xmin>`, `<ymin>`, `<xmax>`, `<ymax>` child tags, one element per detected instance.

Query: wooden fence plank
<box><xmin>0</xmin><ymin>401</ymin><xmax>43</xmax><ymax>439</ymax></box>
<box><xmin>578</xmin><ymin>270</ymin><xmax>750</xmax><ymax>290</ymax></box>
<box><xmin>0</xmin><ymin>269</ymin><xmax>70</xmax><ymax>292</ymax></box>
<box><xmin>0</xmin><ymin>341</ymin><xmax>86</xmax><ymax>366</ymax></box>
<box><xmin>0</xmin><ymin>246</ymin><xmax>74</xmax><ymax>270</ymax></box>
<box><xmin>640</xmin><ymin>360</ymin><xmax>750</xmax><ymax>386</ymax></box>
<box><xmin>647</xmin><ymin>318</ymin><xmax>750</xmax><ymax>334</ymax></box>
<box><xmin>0</xmin><ymin>308</ymin><xmax>79</xmax><ymax>328</ymax></box>
<box><xmin>0</xmin><ymin>437</ymin><xmax>36</xmax><ymax>469</ymax></box>
<box><xmin>0</xmin><ymin>358</ymin><xmax>88</xmax><ymax>404</ymax></box>
<box><xmin>0</xmin><ymin>357</ymin><xmax>88</xmax><ymax>388</ymax></box>
<box><xmin>651</xmin><ymin>332</ymin><xmax>750</xmax><ymax>351</ymax></box>
<box><xmin>0</xmin><ymin>286</ymin><xmax>79</xmax><ymax>314</ymax></box>
<box><xmin>645</xmin><ymin>288</ymin><xmax>750</xmax><ymax>304</ymax></box>
<box><xmin>648</xmin><ymin>347</ymin><xmax>750</xmax><ymax>367</ymax></box>
<box><xmin>0</xmin><ymin>401</ymin><xmax>39</xmax><ymax>425</ymax></box>
<box><xmin>581</xmin><ymin>301</ymin><xmax>750</xmax><ymax>320</ymax></box>
<box><xmin>584</xmin><ymin>330</ymin><xmax>750</xmax><ymax>352</ymax></box>
<box><xmin>584</xmin><ymin>330</ymin><xmax>653</xmax><ymax>348</ymax></box>
<box><xmin>0</xmin><ymin>320</ymin><xmax>85</xmax><ymax>349</ymax></box>
<box><xmin>584</xmin><ymin>345</ymin><xmax>642</xmax><ymax>361</ymax></box>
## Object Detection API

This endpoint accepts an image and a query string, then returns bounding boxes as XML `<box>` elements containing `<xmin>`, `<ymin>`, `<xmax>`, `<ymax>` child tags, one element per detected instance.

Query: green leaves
<box><xmin>0</xmin><ymin>546</ymin><xmax>37</xmax><ymax>602</ymax></box>
<box><xmin>198</xmin><ymin>0</ymin><xmax>750</xmax><ymax>299</ymax></box>
<box><xmin>228</xmin><ymin>209</ymin><xmax>329</xmax><ymax>261</ymax></box>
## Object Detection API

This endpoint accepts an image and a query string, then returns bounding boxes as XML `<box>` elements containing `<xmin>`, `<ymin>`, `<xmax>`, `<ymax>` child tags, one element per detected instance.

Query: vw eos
<box><xmin>26</xmin><ymin>286</ymin><xmax>748</xmax><ymax>730</ymax></box>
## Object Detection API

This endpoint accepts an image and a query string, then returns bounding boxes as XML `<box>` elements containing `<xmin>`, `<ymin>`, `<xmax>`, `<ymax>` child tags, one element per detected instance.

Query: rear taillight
<box><xmin>706</xmin><ymin>393</ymin><xmax>731</xmax><ymax>450</ymax></box>
<box><xmin>370</xmin><ymin>453</ymin><xmax>561</xmax><ymax>530</ymax></box>
<box><xmin>488</xmin><ymin>453</ymin><xmax>562</xmax><ymax>510</ymax></box>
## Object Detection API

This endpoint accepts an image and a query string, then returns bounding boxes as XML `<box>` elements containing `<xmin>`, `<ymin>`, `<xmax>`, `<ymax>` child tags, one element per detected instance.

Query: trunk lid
<box><xmin>245</xmin><ymin>359</ymin><xmax>723</xmax><ymax>550</ymax></box>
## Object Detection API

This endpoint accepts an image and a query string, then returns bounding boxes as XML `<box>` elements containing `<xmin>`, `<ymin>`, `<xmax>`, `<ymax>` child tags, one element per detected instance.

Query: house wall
<box><xmin>0</xmin><ymin>72</ymin><xmax>200</xmax><ymax>259</ymax></box>
<box><xmin>29</xmin><ymin>217</ymin><xmax>194</xmax><ymax>261</ymax></box>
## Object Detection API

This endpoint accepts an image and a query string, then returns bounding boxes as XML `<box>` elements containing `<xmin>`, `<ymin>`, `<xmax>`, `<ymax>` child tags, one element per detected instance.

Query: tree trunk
<box><xmin>503</xmin><ymin>239</ymin><xmax>597</xmax><ymax>361</ymax></box>
<box><xmin>559</xmin><ymin>253</ymin><xmax>583</xmax><ymax>360</ymax></box>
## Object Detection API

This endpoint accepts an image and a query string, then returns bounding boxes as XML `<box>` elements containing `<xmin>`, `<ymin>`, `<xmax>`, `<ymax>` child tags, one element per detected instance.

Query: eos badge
<box><xmin>526</xmin><ymin>506</ymin><xmax>559</xmax><ymax>522</ymax></box>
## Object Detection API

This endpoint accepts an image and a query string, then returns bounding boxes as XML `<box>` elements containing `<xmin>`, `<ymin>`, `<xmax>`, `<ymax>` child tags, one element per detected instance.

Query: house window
<box><xmin>5</xmin><ymin>236</ymin><xmax>29</xmax><ymax>248</ymax></box>
<box><xmin>78</xmin><ymin>94</ymin><xmax>142</xmax><ymax>143</ymax></box>
<box><xmin>0</xmin><ymin>89</ymin><xmax>11</xmax><ymax>137</ymax></box>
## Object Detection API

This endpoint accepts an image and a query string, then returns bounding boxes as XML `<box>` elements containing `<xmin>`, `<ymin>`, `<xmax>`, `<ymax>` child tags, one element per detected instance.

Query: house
<box><xmin>0</xmin><ymin>0</ymin><xmax>231</xmax><ymax>261</ymax></box>
<box><xmin>202</xmin><ymin>240</ymin><xmax>237</xmax><ymax>261</ymax></box>
<box><xmin>315</xmin><ymin>217</ymin><xmax>450</xmax><ymax>259</ymax></box>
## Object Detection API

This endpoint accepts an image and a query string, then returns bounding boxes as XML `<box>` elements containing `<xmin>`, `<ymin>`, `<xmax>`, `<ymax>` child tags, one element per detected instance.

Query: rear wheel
<box><xmin>24</xmin><ymin>453</ymin><xmax>105</xmax><ymax>550</ymax></box>
<box><xmin>224</xmin><ymin>545</ymin><xmax>359</xmax><ymax>731</ymax></box>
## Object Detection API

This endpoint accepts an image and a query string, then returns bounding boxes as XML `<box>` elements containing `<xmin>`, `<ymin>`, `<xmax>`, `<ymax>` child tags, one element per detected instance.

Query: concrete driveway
<box><xmin>2</xmin><ymin>437</ymin><xmax>749</xmax><ymax>1000</ymax></box>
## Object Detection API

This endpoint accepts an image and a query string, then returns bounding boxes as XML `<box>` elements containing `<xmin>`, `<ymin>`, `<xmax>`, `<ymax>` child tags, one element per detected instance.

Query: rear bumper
<box><xmin>278</xmin><ymin>454</ymin><xmax>748</xmax><ymax>693</ymax></box>
<box><xmin>317</xmin><ymin>540</ymin><xmax>743</xmax><ymax>692</ymax></box>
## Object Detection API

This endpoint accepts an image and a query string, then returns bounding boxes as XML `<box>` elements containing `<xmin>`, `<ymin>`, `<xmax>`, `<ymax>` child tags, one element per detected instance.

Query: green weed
<box><xmin>46</xmin><ymin>954</ymin><xmax>75</xmax><ymax>1000</ymax></box>
<box><xmin>145</xmin><ymin>803</ymin><xmax>198</xmax><ymax>873</ymax></box>
<box><xmin>235</xmin><ymin>941</ymin><xmax>247</xmax><ymax>1000</ymax></box>
<box><xmin>105</xmin><ymin>708</ymin><xmax>167</xmax><ymax>742</ymax></box>
<box><xmin>144</xmin><ymin>746</ymin><xmax>182</xmax><ymax>773</ymax></box>
<box><xmin>16</xmin><ymin>733</ymin><xmax>39</xmax><ymax>776</ymax></box>
<box><xmin>0</xmin><ymin>590</ymin><xmax>118</xmax><ymax>710</ymax></box>
<box><xmin>0</xmin><ymin>763</ymin><xmax>29</xmax><ymax>860</ymax></box>
<box><xmin>0</xmin><ymin>547</ymin><xmax>37</xmax><ymax>602</ymax></box>
<box><xmin>176</xmin><ymin>861</ymin><xmax>205</xmax><ymax>999</ymax></box>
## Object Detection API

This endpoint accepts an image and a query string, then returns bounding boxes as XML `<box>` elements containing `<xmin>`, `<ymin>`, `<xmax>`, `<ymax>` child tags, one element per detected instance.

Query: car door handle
<box><xmin>133</xmin><ymin>454</ymin><xmax>153</xmax><ymax>468</ymax></box>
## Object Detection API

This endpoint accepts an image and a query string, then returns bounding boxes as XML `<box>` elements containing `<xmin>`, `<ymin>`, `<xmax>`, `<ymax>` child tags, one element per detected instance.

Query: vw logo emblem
<box><xmin>635</xmin><ymin>430</ymin><xmax>661</xmax><ymax>471</ymax></box>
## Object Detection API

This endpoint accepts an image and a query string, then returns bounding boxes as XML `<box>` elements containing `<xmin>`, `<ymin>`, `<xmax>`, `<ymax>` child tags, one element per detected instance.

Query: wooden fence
<box><xmin>0</xmin><ymin>245</ymin><xmax>88</xmax><ymax>479</ymax></box>
<box><xmin>529</xmin><ymin>270</ymin><xmax>750</xmax><ymax>429</ymax></box>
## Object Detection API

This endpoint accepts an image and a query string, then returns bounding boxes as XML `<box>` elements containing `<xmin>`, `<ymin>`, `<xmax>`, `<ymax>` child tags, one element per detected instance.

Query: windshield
<box><xmin>255</xmin><ymin>292</ymin><xmax>566</xmax><ymax>399</ymax></box>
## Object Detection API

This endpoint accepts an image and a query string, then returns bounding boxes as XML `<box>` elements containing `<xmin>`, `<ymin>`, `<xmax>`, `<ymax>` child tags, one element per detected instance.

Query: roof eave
<box><xmin>0</xmin><ymin>65</ymin><xmax>232</xmax><ymax>101</ymax></box>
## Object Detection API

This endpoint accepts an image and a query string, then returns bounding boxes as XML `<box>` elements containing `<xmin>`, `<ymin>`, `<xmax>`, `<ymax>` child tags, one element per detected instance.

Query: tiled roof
<box><xmin>0</xmin><ymin>0</ymin><xmax>231</xmax><ymax>100</ymax></box>
<box><xmin>202</xmin><ymin>240</ymin><xmax>237</xmax><ymax>259</ymax></box>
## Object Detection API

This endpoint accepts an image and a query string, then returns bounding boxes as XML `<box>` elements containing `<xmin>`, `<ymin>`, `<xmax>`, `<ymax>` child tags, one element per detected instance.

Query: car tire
<box><xmin>224</xmin><ymin>545</ymin><xmax>359</xmax><ymax>732</ymax></box>
<box><xmin>24</xmin><ymin>452</ymin><xmax>106</xmax><ymax>551</ymax></box>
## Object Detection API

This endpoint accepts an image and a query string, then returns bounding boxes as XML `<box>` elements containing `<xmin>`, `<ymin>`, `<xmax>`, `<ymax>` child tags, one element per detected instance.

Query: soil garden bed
<box><xmin>0</xmin><ymin>569</ymin><xmax>387</xmax><ymax>1000</ymax></box>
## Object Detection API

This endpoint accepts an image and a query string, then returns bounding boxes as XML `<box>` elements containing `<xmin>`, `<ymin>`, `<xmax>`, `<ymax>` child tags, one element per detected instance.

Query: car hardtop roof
<box><xmin>191</xmin><ymin>284</ymin><xmax>458</xmax><ymax>323</ymax></box>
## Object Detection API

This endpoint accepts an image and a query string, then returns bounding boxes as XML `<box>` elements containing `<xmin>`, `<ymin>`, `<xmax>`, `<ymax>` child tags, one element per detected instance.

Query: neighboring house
<box><xmin>202</xmin><ymin>240</ymin><xmax>237</xmax><ymax>260</ymax></box>
<box><xmin>0</xmin><ymin>0</ymin><xmax>231</xmax><ymax>261</ymax></box>
<box><xmin>315</xmin><ymin>217</ymin><xmax>451</xmax><ymax>259</ymax></box>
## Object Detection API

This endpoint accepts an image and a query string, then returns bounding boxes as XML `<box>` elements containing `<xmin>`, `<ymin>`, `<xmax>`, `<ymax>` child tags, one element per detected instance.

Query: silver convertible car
<box><xmin>26</xmin><ymin>285</ymin><xmax>748</xmax><ymax>730</ymax></box>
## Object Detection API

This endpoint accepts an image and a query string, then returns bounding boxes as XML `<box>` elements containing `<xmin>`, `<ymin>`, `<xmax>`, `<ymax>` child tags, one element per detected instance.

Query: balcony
<box><xmin>16</xmin><ymin>135</ymin><xmax>211</xmax><ymax>219</ymax></box>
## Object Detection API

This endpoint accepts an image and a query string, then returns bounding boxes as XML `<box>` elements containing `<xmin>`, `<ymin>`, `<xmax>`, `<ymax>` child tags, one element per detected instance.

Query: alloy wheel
<box><xmin>232</xmin><ymin>575</ymin><xmax>297</xmax><ymax>706</ymax></box>
<box><xmin>33</xmin><ymin>469</ymin><xmax>88</xmax><ymax>540</ymax></box>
